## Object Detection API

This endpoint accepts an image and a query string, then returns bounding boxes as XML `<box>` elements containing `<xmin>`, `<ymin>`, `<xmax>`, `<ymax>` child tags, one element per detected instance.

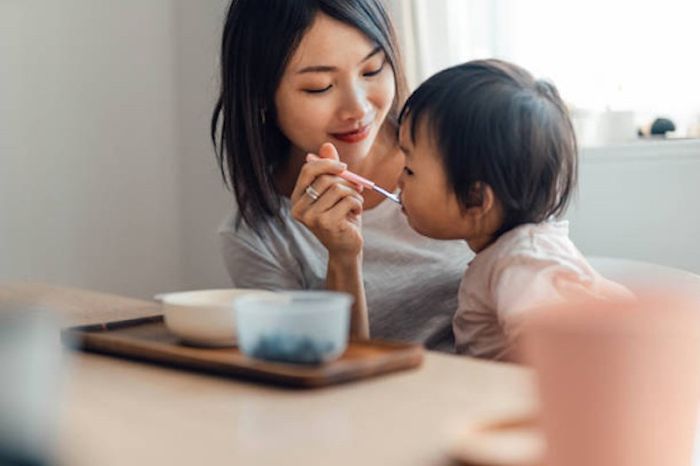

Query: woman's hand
<box><xmin>291</xmin><ymin>142</ymin><xmax>369</xmax><ymax>339</ymax></box>
<box><xmin>291</xmin><ymin>143</ymin><xmax>365</xmax><ymax>260</ymax></box>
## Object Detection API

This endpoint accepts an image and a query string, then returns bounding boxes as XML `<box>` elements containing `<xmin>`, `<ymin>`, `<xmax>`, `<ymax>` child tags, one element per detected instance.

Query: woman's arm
<box><xmin>220</xmin><ymin>229</ymin><xmax>304</xmax><ymax>291</ymax></box>
<box><xmin>222</xmin><ymin>223</ymin><xmax>369</xmax><ymax>339</ymax></box>
<box><xmin>327</xmin><ymin>253</ymin><xmax>369</xmax><ymax>340</ymax></box>
<box><xmin>290</xmin><ymin>143</ymin><xmax>370</xmax><ymax>340</ymax></box>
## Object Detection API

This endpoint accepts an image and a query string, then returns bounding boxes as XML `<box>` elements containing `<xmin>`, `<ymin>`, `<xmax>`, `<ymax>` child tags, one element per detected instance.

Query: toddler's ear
<box><xmin>479</xmin><ymin>183</ymin><xmax>498</xmax><ymax>214</ymax></box>
<box><xmin>464</xmin><ymin>182</ymin><xmax>489</xmax><ymax>209</ymax></box>
<box><xmin>463</xmin><ymin>182</ymin><xmax>498</xmax><ymax>218</ymax></box>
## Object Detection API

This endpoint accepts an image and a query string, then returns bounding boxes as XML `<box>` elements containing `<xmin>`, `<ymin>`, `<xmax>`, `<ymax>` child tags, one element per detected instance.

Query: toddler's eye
<box><xmin>363</xmin><ymin>60</ymin><xmax>385</xmax><ymax>77</ymax></box>
<box><xmin>303</xmin><ymin>84</ymin><xmax>332</xmax><ymax>94</ymax></box>
<box><xmin>403</xmin><ymin>166</ymin><xmax>414</xmax><ymax>176</ymax></box>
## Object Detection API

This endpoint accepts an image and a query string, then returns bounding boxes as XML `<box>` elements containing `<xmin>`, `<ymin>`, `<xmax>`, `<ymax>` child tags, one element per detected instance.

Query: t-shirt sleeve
<box><xmin>491</xmin><ymin>255</ymin><xmax>594</xmax><ymax>335</ymax></box>
<box><xmin>220</xmin><ymin>230</ymin><xmax>304</xmax><ymax>290</ymax></box>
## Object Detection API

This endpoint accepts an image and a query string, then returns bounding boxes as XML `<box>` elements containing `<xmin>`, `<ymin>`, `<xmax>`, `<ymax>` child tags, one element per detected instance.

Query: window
<box><xmin>386</xmin><ymin>0</ymin><xmax>700</xmax><ymax>144</ymax></box>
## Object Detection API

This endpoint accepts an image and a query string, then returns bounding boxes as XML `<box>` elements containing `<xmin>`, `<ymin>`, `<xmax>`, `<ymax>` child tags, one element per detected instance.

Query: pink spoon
<box><xmin>306</xmin><ymin>153</ymin><xmax>401</xmax><ymax>205</ymax></box>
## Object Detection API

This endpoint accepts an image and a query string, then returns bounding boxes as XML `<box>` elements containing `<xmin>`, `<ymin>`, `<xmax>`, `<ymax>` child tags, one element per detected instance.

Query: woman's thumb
<box><xmin>319</xmin><ymin>142</ymin><xmax>340</xmax><ymax>161</ymax></box>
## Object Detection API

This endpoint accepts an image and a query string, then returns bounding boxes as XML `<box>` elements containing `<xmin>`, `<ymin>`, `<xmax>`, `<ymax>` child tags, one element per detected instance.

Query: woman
<box><xmin>211</xmin><ymin>0</ymin><xmax>471</xmax><ymax>350</ymax></box>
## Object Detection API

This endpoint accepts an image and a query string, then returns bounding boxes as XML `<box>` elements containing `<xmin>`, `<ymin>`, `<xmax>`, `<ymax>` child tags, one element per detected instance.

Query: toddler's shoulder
<box><xmin>485</xmin><ymin>221</ymin><xmax>592</xmax><ymax>285</ymax></box>
<box><xmin>487</xmin><ymin>221</ymin><xmax>571</xmax><ymax>263</ymax></box>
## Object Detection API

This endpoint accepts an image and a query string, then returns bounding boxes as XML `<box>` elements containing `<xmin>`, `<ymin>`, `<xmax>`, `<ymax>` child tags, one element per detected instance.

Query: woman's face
<box><xmin>275</xmin><ymin>13</ymin><xmax>396</xmax><ymax>167</ymax></box>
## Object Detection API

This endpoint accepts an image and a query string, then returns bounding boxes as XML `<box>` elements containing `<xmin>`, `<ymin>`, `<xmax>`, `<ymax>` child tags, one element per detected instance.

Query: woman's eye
<box><xmin>303</xmin><ymin>84</ymin><xmax>332</xmax><ymax>94</ymax></box>
<box><xmin>403</xmin><ymin>166</ymin><xmax>414</xmax><ymax>176</ymax></box>
<box><xmin>363</xmin><ymin>60</ymin><xmax>385</xmax><ymax>77</ymax></box>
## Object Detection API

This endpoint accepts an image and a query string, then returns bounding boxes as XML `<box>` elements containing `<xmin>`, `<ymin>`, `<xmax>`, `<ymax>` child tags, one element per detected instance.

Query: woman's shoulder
<box><xmin>219</xmin><ymin>197</ymin><xmax>324</xmax><ymax>256</ymax></box>
<box><xmin>219</xmin><ymin>198</ymin><xmax>291</xmax><ymax>247</ymax></box>
<box><xmin>219</xmin><ymin>194</ymin><xmax>291</xmax><ymax>230</ymax></box>
<box><xmin>218</xmin><ymin>202</ymin><xmax>261</xmax><ymax>244</ymax></box>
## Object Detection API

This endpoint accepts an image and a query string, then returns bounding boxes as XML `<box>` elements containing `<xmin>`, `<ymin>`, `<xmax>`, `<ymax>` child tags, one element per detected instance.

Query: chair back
<box><xmin>588</xmin><ymin>256</ymin><xmax>700</xmax><ymax>296</ymax></box>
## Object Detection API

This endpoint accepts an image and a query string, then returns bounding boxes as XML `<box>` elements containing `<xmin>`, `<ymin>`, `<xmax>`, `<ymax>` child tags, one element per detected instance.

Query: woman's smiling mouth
<box><xmin>330</xmin><ymin>123</ymin><xmax>372</xmax><ymax>143</ymax></box>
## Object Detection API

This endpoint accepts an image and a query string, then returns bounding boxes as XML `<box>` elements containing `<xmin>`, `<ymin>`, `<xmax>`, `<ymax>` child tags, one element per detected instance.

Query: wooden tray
<box><xmin>61</xmin><ymin>315</ymin><xmax>424</xmax><ymax>388</ymax></box>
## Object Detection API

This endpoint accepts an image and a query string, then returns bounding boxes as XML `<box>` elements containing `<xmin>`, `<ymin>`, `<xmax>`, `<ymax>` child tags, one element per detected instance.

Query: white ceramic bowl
<box><xmin>156</xmin><ymin>289</ymin><xmax>273</xmax><ymax>347</ymax></box>
<box><xmin>234</xmin><ymin>291</ymin><xmax>353</xmax><ymax>364</ymax></box>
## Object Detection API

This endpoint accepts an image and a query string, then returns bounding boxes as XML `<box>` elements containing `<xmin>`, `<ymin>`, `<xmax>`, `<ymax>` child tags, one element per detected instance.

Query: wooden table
<box><xmin>0</xmin><ymin>283</ymin><xmax>536</xmax><ymax>466</ymax></box>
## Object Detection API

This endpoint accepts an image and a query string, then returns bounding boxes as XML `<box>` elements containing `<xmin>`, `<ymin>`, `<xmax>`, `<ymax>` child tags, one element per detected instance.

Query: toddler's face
<box><xmin>397</xmin><ymin>119</ymin><xmax>471</xmax><ymax>240</ymax></box>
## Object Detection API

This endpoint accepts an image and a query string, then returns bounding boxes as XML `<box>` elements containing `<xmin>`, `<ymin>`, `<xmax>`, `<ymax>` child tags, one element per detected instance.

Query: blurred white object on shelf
<box><xmin>571</xmin><ymin>109</ymin><xmax>637</xmax><ymax>147</ymax></box>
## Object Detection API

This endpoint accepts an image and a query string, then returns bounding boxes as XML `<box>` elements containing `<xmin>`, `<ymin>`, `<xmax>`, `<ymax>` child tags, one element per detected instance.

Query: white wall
<box><xmin>1</xmin><ymin>2</ymin><xmax>699</xmax><ymax>301</ymax></box>
<box><xmin>172</xmin><ymin>0</ymin><xmax>231</xmax><ymax>293</ymax></box>
<box><xmin>0</xmin><ymin>1</ymin><xmax>231</xmax><ymax>298</ymax></box>
<box><xmin>567</xmin><ymin>140</ymin><xmax>700</xmax><ymax>274</ymax></box>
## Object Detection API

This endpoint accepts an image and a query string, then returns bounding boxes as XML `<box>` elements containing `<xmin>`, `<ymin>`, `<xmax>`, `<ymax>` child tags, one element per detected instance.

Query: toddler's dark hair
<box><xmin>399</xmin><ymin>59</ymin><xmax>577</xmax><ymax>236</ymax></box>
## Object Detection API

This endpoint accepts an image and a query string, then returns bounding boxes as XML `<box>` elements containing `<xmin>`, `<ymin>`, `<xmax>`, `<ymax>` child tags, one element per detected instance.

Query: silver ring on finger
<box><xmin>305</xmin><ymin>185</ymin><xmax>320</xmax><ymax>202</ymax></box>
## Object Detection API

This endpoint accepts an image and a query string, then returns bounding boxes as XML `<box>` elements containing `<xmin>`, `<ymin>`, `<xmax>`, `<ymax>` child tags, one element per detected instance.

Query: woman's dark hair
<box><xmin>399</xmin><ymin>59</ymin><xmax>578</xmax><ymax>237</ymax></box>
<box><xmin>211</xmin><ymin>0</ymin><xmax>407</xmax><ymax>228</ymax></box>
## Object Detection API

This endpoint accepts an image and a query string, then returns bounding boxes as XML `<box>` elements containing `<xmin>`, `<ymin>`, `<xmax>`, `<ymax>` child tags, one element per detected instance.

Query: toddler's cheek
<box><xmin>399</xmin><ymin>201</ymin><xmax>411</xmax><ymax>221</ymax></box>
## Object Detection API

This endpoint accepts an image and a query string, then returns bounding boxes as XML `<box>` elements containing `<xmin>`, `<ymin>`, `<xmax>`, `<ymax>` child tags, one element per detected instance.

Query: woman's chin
<box><xmin>332</xmin><ymin>140</ymin><xmax>374</xmax><ymax>163</ymax></box>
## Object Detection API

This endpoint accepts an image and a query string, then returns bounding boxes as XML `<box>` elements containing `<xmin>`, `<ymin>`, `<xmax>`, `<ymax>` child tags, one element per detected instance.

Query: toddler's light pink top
<box><xmin>454</xmin><ymin>220</ymin><xmax>631</xmax><ymax>359</ymax></box>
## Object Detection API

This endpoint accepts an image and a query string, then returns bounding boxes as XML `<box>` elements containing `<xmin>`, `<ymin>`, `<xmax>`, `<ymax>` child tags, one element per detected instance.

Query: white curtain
<box><xmin>385</xmin><ymin>0</ymin><xmax>506</xmax><ymax>90</ymax></box>
<box><xmin>385</xmin><ymin>0</ymin><xmax>700</xmax><ymax>138</ymax></box>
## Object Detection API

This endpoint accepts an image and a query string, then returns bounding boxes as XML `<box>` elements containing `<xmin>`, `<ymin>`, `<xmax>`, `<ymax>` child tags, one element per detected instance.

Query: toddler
<box><xmin>397</xmin><ymin>59</ymin><xmax>631</xmax><ymax>360</ymax></box>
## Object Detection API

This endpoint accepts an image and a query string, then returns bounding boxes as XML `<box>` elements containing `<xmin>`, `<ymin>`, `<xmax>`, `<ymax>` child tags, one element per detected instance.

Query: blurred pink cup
<box><xmin>521</xmin><ymin>294</ymin><xmax>700</xmax><ymax>466</ymax></box>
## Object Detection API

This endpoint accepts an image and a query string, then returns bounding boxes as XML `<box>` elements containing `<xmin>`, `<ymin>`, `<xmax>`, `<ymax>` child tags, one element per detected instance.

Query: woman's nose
<box><xmin>338</xmin><ymin>84</ymin><xmax>370</xmax><ymax>122</ymax></box>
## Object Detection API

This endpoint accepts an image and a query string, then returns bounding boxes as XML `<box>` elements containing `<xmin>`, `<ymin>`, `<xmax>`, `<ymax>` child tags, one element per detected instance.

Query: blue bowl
<box><xmin>233</xmin><ymin>291</ymin><xmax>352</xmax><ymax>365</ymax></box>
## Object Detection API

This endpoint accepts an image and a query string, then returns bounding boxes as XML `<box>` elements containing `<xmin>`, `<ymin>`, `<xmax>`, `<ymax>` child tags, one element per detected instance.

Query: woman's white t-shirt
<box><xmin>219</xmin><ymin>197</ymin><xmax>472</xmax><ymax>351</ymax></box>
